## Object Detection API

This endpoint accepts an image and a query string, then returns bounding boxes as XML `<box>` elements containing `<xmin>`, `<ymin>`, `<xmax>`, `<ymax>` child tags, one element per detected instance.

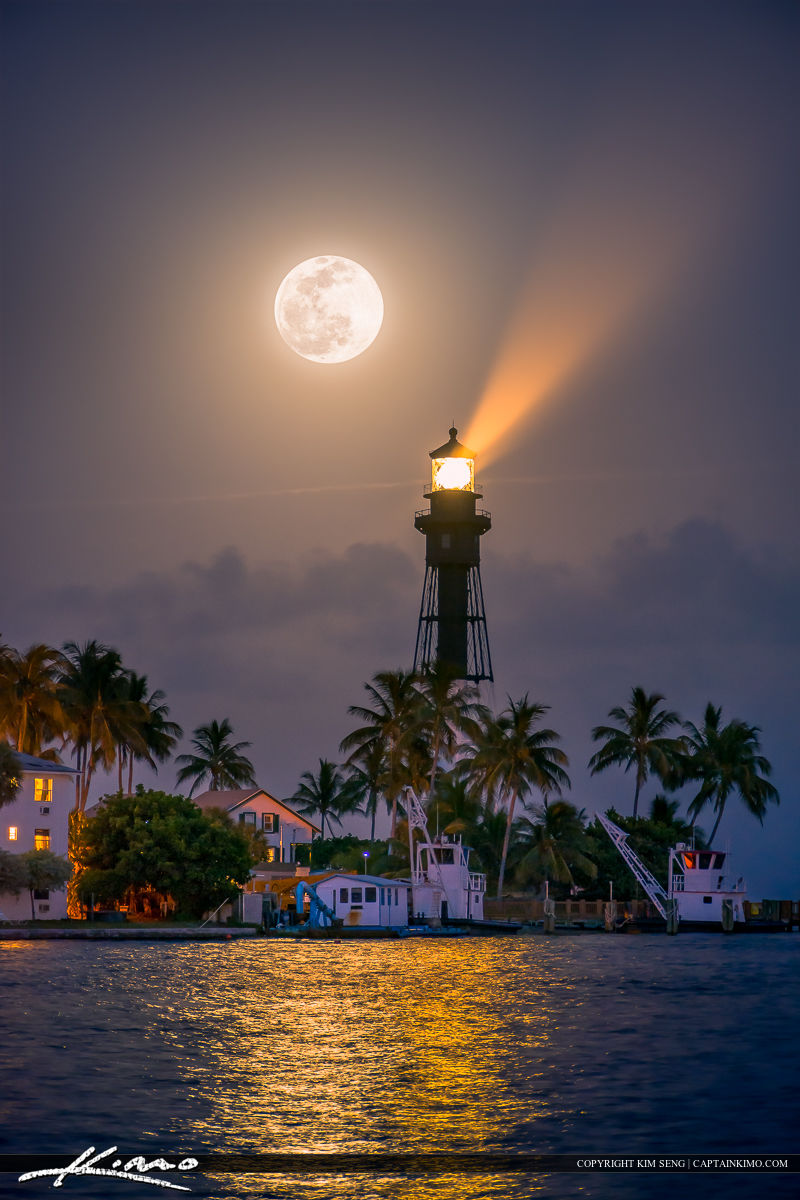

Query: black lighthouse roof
<box><xmin>429</xmin><ymin>426</ymin><xmax>475</xmax><ymax>460</ymax></box>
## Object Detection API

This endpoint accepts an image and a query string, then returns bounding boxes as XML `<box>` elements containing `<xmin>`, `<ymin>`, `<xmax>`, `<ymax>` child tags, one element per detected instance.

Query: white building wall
<box><xmin>0</xmin><ymin>760</ymin><xmax>76</xmax><ymax>921</ymax></box>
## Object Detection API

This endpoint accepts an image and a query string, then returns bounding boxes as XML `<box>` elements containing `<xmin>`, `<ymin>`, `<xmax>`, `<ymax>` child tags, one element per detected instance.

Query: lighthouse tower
<box><xmin>413</xmin><ymin>427</ymin><xmax>492</xmax><ymax>682</ymax></box>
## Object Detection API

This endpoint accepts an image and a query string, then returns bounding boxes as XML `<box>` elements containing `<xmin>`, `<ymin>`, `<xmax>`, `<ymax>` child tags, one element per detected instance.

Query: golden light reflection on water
<box><xmin>146</xmin><ymin>940</ymin><xmax>566</xmax><ymax>1199</ymax></box>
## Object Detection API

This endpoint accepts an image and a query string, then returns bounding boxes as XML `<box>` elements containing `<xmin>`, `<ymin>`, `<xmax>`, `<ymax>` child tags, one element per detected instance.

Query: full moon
<box><xmin>274</xmin><ymin>256</ymin><xmax>384</xmax><ymax>363</ymax></box>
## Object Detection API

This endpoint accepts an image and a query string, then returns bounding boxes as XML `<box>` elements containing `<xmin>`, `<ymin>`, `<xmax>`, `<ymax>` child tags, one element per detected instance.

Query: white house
<box><xmin>192</xmin><ymin>788</ymin><xmax>319</xmax><ymax>864</ymax></box>
<box><xmin>0</xmin><ymin>752</ymin><xmax>78</xmax><ymax>920</ymax></box>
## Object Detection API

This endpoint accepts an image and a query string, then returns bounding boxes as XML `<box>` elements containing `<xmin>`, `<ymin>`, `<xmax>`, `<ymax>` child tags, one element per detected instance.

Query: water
<box><xmin>1</xmin><ymin>935</ymin><xmax>797</xmax><ymax>1199</ymax></box>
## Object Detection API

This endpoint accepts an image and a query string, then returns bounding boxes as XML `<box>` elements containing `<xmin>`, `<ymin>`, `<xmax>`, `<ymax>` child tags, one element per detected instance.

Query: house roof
<box><xmin>16</xmin><ymin>752</ymin><xmax>78</xmax><ymax>776</ymax></box>
<box><xmin>310</xmin><ymin>873</ymin><xmax>411</xmax><ymax>888</ymax></box>
<box><xmin>191</xmin><ymin>788</ymin><xmax>320</xmax><ymax>833</ymax></box>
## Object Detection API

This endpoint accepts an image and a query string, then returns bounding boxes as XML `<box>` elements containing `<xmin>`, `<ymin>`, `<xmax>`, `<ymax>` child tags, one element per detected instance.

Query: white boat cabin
<box><xmin>668</xmin><ymin>845</ymin><xmax>746</xmax><ymax>925</ymax></box>
<box><xmin>411</xmin><ymin>835</ymin><xmax>486</xmax><ymax>922</ymax></box>
<box><xmin>311</xmin><ymin>874</ymin><xmax>411</xmax><ymax>928</ymax></box>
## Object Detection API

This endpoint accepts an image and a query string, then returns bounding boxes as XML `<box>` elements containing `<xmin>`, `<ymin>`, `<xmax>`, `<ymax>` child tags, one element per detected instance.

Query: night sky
<box><xmin>2</xmin><ymin>1</ymin><xmax>798</xmax><ymax>895</ymax></box>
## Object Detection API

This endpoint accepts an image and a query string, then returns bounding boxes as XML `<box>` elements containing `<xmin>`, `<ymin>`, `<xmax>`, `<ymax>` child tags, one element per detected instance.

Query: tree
<box><xmin>0</xmin><ymin>848</ymin><xmax>27</xmax><ymax>899</ymax></box>
<box><xmin>292</xmin><ymin>758</ymin><xmax>362</xmax><ymax>839</ymax></box>
<box><xmin>513</xmin><ymin>801</ymin><xmax>597</xmax><ymax>892</ymax></box>
<box><xmin>117</xmin><ymin>673</ymin><xmax>183</xmax><ymax>794</ymax></box>
<box><xmin>589</xmin><ymin>686</ymin><xmax>683</xmax><ymax>819</ymax></box>
<box><xmin>19</xmin><ymin>849</ymin><xmax>72</xmax><ymax>919</ymax></box>
<box><xmin>343</xmin><ymin>741</ymin><xmax>385</xmax><ymax>840</ymax></box>
<box><xmin>175</xmin><ymin>718</ymin><xmax>256</xmax><ymax>797</ymax></box>
<box><xmin>58</xmin><ymin>640</ymin><xmax>144</xmax><ymax>810</ymax></box>
<box><xmin>683</xmin><ymin>703</ymin><xmax>779</xmax><ymax>844</ymax></box>
<box><xmin>465</xmin><ymin>696</ymin><xmax>570</xmax><ymax>898</ymax></box>
<box><xmin>430</xmin><ymin>771</ymin><xmax>483</xmax><ymax>838</ymax></box>
<box><xmin>0</xmin><ymin>742</ymin><xmax>22</xmax><ymax>809</ymax></box>
<box><xmin>415</xmin><ymin>663</ymin><xmax>487</xmax><ymax>811</ymax></box>
<box><xmin>73</xmin><ymin>788</ymin><xmax>253</xmax><ymax>919</ymax></box>
<box><xmin>340</xmin><ymin>670</ymin><xmax>426</xmax><ymax>839</ymax></box>
<box><xmin>0</xmin><ymin>643</ymin><xmax>67</xmax><ymax>755</ymax></box>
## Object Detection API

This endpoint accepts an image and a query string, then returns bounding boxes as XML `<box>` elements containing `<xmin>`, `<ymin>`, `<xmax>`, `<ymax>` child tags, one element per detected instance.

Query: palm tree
<box><xmin>0</xmin><ymin>643</ymin><xmax>67</xmax><ymax>755</ymax></box>
<box><xmin>292</xmin><ymin>759</ymin><xmax>361</xmax><ymax>839</ymax></box>
<box><xmin>117</xmin><ymin>673</ymin><xmax>183</xmax><ymax>793</ymax></box>
<box><xmin>343</xmin><ymin>741</ymin><xmax>385</xmax><ymax>840</ymax></box>
<box><xmin>513</xmin><ymin>800</ymin><xmax>597</xmax><ymax>891</ymax></box>
<box><xmin>175</xmin><ymin>718</ymin><xmax>256</xmax><ymax>797</ymax></box>
<box><xmin>0</xmin><ymin>742</ymin><xmax>22</xmax><ymax>809</ymax></box>
<box><xmin>415</xmin><ymin>662</ymin><xmax>487</xmax><ymax>828</ymax></box>
<box><xmin>465</xmin><ymin>696</ymin><xmax>571</xmax><ymax>898</ymax></box>
<box><xmin>683</xmin><ymin>703</ymin><xmax>779</xmax><ymax>844</ymax></box>
<box><xmin>430</xmin><ymin>771</ymin><xmax>483</xmax><ymax>838</ymax></box>
<box><xmin>340</xmin><ymin>669</ymin><xmax>426</xmax><ymax>839</ymax></box>
<box><xmin>588</xmin><ymin>686</ymin><xmax>683</xmax><ymax>819</ymax></box>
<box><xmin>58</xmin><ymin>641</ymin><xmax>143</xmax><ymax>810</ymax></box>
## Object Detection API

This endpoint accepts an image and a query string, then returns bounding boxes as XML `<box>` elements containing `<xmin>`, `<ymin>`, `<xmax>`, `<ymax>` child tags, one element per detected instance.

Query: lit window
<box><xmin>34</xmin><ymin>829</ymin><xmax>50</xmax><ymax>850</ymax></box>
<box><xmin>34</xmin><ymin>779</ymin><xmax>53</xmax><ymax>804</ymax></box>
<box><xmin>263</xmin><ymin>847</ymin><xmax>280</xmax><ymax>863</ymax></box>
<box><xmin>8</xmin><ymin>826</ymin><xmax>18</xmax><ymax>841</ymax></box>
<box><xmin>262</xmin><ymin>813</ymin><xmax>279</xmax><ymax>832</ymax></box>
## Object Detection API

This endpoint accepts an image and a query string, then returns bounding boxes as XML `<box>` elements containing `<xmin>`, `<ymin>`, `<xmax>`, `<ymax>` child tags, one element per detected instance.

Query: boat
<box><xmin>597</xmin><ymin>811</ymin><xmax>789</xmax><ymax>933</ymax></box>
<box><xmin>405</xmin><ymin>788</ymin><xmax>522</xmax><ymax>933</ymax></box>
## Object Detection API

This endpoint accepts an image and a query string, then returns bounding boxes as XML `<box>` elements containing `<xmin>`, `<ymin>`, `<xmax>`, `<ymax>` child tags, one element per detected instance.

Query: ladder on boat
<box><xmin>596</xmin><ymin>811</ymin><xmax>668</xmax><ymax>920</ymax></box>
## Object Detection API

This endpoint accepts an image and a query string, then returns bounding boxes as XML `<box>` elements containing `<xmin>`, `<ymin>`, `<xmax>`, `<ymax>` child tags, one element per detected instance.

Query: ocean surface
<box><xmin>1</xmin><ymin>934</ymin><xmax>797</xmax><ymax>1200</ymax></box>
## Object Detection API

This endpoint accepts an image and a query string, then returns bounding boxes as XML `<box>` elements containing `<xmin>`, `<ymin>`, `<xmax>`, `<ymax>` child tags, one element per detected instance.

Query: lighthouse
<box><xmin>413</xmin><ymin>427</ymin><xmax>492</xmax><ymax>682</ymax></box>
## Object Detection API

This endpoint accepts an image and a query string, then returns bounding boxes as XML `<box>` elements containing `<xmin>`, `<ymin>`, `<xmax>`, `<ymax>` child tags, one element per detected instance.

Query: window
<box><xmin>703</xmin><ymin>896</ymin><xmax>712</xmax><ymax>904</ymax></box>
<box><xmin>34</xmin><ymin>778</ymin><xmax>53</xmax><ymax>805</ymax></box>
<box><xmin>263</xmin><ymin>847</ymin><xmax>280</xmax><ymax>863</ymax></box>
<box><xmin>262</xmin><ymin>813</ymin><xmax>279</xmax><ymax>832</ymax></box>
<box><xmin>380</xmin><ymin>888</ymin><xmax>385</xmax><ymax>904</ymax></box>
<box><xmin>395</xmin><ymin>889</ymin><xmax>399</xmax><ymax>905</ymax></box>
<box><xmin>33</xmin><ymin>889</ymin><xmax>50</xmax><ymax>900</ymax></box>
<box><xmin>365</xmin><ymin>887</ymin><xmax>377</xmax><ymax>903</ymax></box>
<box><xmin>34</xmin><ymin>829</ymin><xmax>50</xmax><ymax>851</ymax></box>
<box><xmin>351</xmin><ymin>888</ymin><xmax>363</xmax><ymax>905</ymax></box>
<box><xmin>699</xmin><ymin>853</ymin><xmax>712</xmax><ymax>870</ymax></box>
<box><xmin>339</xmin><ymin>888</ymin><xmax>349</xmax><ymax>903</ymax></box>
<box><xmin>8</xmin><ymin>826</ymin><xmax>18</xmax><ymax>841</ymax></box>
<box><xmin>239</xmin><ymin>811</ymin><xmax>256</xmax><ymax>825</ymax></box>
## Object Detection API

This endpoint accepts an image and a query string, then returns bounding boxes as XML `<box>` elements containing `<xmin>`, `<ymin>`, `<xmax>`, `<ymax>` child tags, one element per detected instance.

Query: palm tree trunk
<box><xmin>18</xmin><ymin>708</ymin><xmax>28</xmax><ymax>755</ymax></box>
<box><xmin>707</xmin><ymin>805</ymin><xmax>724</xmax><ymax>845</ymax></box>
<box><xmin>127</xmin><ymin>755</ymin><xmax>134</xmax><ymax>795</ymax></box>
<box><xmin>370</xmin><ymin>790</ymin><xmax>376</xmax><ymax>841</ymax></box>
<box><xmin>496</xmin><ymin>789</ymin><xmax>518</xmax><ymax>899</ymax></box>
<box><xmin>633</xmin><ymin>770</ymin><xmax>643</xmax><ymax>819</ymax></box>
